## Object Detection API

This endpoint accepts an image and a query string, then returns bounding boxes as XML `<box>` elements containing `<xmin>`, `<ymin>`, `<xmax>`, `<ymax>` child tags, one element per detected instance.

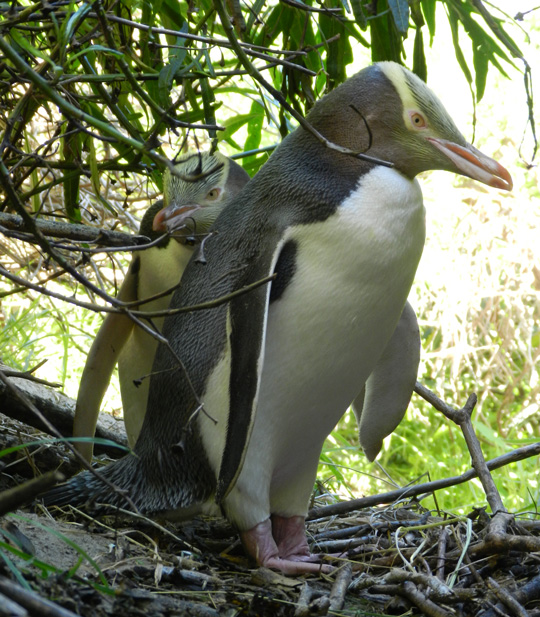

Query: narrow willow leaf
<box><xmin>161</xmin><ymin>0</ymin><xmax>186</xmax><ymax>31</ymax></box>
<box><xmin>244</xmin><ymin>101</ymin><xmax>264</xmax><ymax>158</ymax></box>
<box><xmin>202</xmin><ymin>48</ymin><xmax>216</xmax><ymax>79</ymax></box>
<box><xmin>472</xmin><ymin>45</ymin><xmax>488</xmax><ymax>102</ymax></box>
<box><xmin>446</xmin><ymin>7</ymin><xmax>473</xmax><ymax>85</ymax></box>
<box><xmin>388</xmin><ymin>0</ymin><xmax>410</xmax><ymax>34</ymax></box>
<box><xmin>253</xmin><ymin>4</ymin><xmax>286</xmax><ymax>48</ymax></box>
<box><xmin>24</xmin><ymin>132</ymin><xmax>40</xmax><ymax>213</ymax></box>
<box><xmin>140</xmin><ymin>0</ymin><xmax>164</xmax><ymax>113</ymax></box>
<box><xmin>62</xmin><ymin>123</ymin><xmax>82</xmax><ymax>222</ymax></box>
<box><xmin>219</xmin><ymin>114</ymin><xmax>251</xmax><ymax>142</ymax></box>
<box><xmin>87</xmin><ymin>139</ymin><xmax>117</xmax><ymax>215</ymax></box>
<box><xmin>247</xmin><ymin>0</ymin><xmax>267</xmax><ymax>33</ymax></box>
<box><xmin>9</xmin><ymin>29</ymin><xmax>61</xmax><ymax>73</ymax></box>
<box><xmin>66</xmin><ymin>45</ymin><xmax>123</xmax><ymax>66</ymax></box>
<box><xmin>449</xmin><ymin>0</ymin><xmax>512</xmax><ymax>71</ymax></box>
<box><xmin>158</xmin><ymin>27</ymin><xmax>189</xmax><ymax>109</ymax></box>
<box><xmin>351</xmin><ymin>0</ymin><xmax>368</xmax><ymax>30</ymax></box>
<box><xmin>421</xmin><ymin>0</ymin><xmax>436</xmax><ymax>44</ymax></box>
<box><xmin>413</xmin><ymin>28</ymin><xmax>427</xmax><ymax>82</ymax></box>
<box><xmin>60</xmin><ymin>2</ymin><xmax>92</xmax><ymax>51</ymax></box>
<box><xmin>319</xmin><ymin>14</ymin><xmax>352</xmax><ymax>86</ymax></box>
<box><xmin>199</xmin><ymin>73</ymin><xmax>217</xmax><ymax>139</ymax></box>
<box><xmin>81</xmin><ymin>100</ymin><xmax>135</xmax><ymax>164</ymax></box>
<box><xmin>370</xmin><ymin>7</ymin><xmax>402</xmax><ymax>63</ymax></box>
<box><xmin>239</xmin><ymin>152</ymin><xmax>272</xmax><ymax>176</ymax></box>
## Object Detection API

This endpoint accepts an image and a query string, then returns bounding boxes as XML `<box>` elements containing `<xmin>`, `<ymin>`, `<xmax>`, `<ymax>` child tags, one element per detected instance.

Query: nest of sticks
<box><xmin>0</xmin><ymin>378</ymin><xmax>539</xmax><ymax>617</ymax></box>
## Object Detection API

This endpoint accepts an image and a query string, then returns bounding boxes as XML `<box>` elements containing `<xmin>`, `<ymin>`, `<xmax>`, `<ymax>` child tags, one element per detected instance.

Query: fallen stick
<box><xmin>307</xmin><ymin>441</ymin><xmax>540</xmax><ymax>520</ymax></box>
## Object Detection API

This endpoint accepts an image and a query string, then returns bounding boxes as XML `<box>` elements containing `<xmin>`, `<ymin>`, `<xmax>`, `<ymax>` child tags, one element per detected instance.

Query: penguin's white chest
<box><xmin>118</xmin><ymin>242</ymin><xmax>193</xmax><ymax>445</ymax></box>
<box><xmin>202</xmin><ymin>167</ymin><xmax>426</xmax><ymax>528</ymax></box>
<box><xmin>137</xmin><ymin>242</ymin><xmax>193</xmax><ymax>320</ymax></box>
<box><xmin>255</xmin><ymin>167</ymin><xmax>425</xmax><ymax>462</ymax></box>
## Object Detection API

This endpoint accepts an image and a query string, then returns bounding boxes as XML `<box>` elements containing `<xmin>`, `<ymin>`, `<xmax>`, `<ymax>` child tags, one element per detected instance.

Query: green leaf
<box><xmin>350</xmin><ymin>0</ymin><xmax>367</xmax><ymax>30</ymax></box>
<box><xmin>421</xmin><ymin>0</ymin><xmax>436</xmax><ymax>44</ymax></box>
<box><xmin>472</xmin><ymin>44</ymin><xmax>488</xmax><ymax>102</ymax></box>
<box><xmin>446</xmin><ymin>7</ymin><xmax>473</xmax><ymax>86</ymax></box>
<box><xmin>60</xmin><ymin>2</ymin><xmax>92</xmax><ymax>51</ymax></box>
<box><xmin>9</xmin><ymin>29</ymin><xmax>61</xmax><ymax>73</ymax></box>
<box><xmin>62</xmin><ymin>123</ymin><xmax>82</xmax><ymax>222</ymax></box>
<box><xmin>158</xmin><ymin>27</ymin><xmax>189</xmax><ymax>108</ymax></box>
<box><xmin>370</xmin><ymin>4</ymin><xmax>402</xmax><ymax>63</ymax></box>
<box><xmin>319</xmin><ymin>14</ymin><xmax>353</xmax><ymax>86</ymax></box>
<box><xmin>161</xmin><ymin>0</ymin><xmax>187</xmax><ymax>32</ymax></box>
<box><xmin>413</xmin><ymin>28</ymin><xmax>427</xmax><ymax>82</ymax></box>
<box><xmin>446</xmin><ymin>1</ymin><xmax>511</xmax><ymax>102</ymax></box>
<box><xmin>87</xmin><ymin>139</ymin><xmax>117</xmax><ymax>215</ymax></box>
<box><xmin>243</xmin><ymin>101</ymin><xmax>264</xmax><ymax>157</ymax></box>
<box><xmin>240</xmin><ymin>154</ymin><xmax>270</xmax><ymax>176</ymax></box>
<box><xmin>219</xmin><ymin>113</ymin><xmax>250</xmax><ymax>149</ymax></box>
<box><xmin>66</xmin><ymin>45</ymin><xmax>123</xmax><ymax>66</ymax></box>
<box><xmin>388</xmin><ymin>0</ymin><xmax>410</xmax><ymax>35</ymax></box>
<box><xmin>253</xmin><ymin>4</ymin><xmax>287</xmax><ymax>48</ymax></box>
<box><xmin>247</xmin><ymin>0</ymin><xmax>267</xmax><ymax>33</ymax></box>
<box><xmin>199</xmin><ymin>73</ymin><xmax>217</xmax><ymax>139</ymax></box>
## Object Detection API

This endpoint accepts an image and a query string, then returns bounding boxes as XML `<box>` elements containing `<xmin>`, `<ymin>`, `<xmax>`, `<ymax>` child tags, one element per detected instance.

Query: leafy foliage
<box><xmin>0</xmin><ymin>0</ymin><xmax>528</xmax><ymax>205</ymax></box>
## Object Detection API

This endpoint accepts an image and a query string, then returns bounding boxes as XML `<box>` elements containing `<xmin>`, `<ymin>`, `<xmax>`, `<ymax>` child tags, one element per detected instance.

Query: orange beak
<box><xmin>428</xmin><ymin>138</ymin><xmax>513</xmax><ymax>191</ymax></box>
<box><xmin>153</xmin><ymin>203</ymin><xmax>202</xmax><ymax>233</ymax></box>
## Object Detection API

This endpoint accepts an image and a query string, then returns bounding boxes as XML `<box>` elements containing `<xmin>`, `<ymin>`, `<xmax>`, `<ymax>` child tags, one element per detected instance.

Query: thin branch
<box><xmin>307</xmin><ymin>441</ymin><xmax>540</xmax><ymax>520</ymax></box>
<box><xmin>0</xmin><ymin>471</ymin><xmax>65</xmax><ymax>517</ymax></box>
<box><xmin>0</xmin><ymin>360</ymin><xmax>61</xmax><ymax>389</ymax></box>
<box><xmin>414</xmin><ymin>383</ymin><xmax>506</xmax><ymax>515</ymax></box>
<box><xmin>0</xmin><ymin>263</ymin><xmax>276</xmax><ymax>318</ymax></box>
<box><xmin>0</xmin><ymin>213</ymin><xmax>150</xmax><ymax>247</ymax></box>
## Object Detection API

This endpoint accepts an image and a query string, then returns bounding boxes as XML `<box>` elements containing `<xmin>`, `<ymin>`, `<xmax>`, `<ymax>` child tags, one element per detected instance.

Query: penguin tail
<box><xmin>41</xmin><ymin>455</ymin><xmax>142</xmax><ymax>512</ymax></box>
<box><xmin>41</xmin><ymin>450</ymin><xmax>216</xmax><ymax>516</ymax></box>
<box><xmin>42</xmin><ymin>472</ymin><xmax>94</xmax><ymax>509</ymax></box>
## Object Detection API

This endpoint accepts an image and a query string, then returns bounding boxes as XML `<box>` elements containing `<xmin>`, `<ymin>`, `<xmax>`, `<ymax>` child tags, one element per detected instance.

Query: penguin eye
<box><xmin>205</xmin><ymin>187</ymin><xmax>222</xmax><ymax>201</ymax></box>
<box><xmin>409</xmin><ymin>112</ymin><xmax>427</xmax><ymax>129</ymax></box>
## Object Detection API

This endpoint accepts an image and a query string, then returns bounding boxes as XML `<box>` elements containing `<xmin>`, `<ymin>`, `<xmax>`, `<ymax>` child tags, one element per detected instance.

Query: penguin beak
<box><xmin>428</xmin><ymin>138</ymin><xmax>513</xmax><ymax>191</ymax></box>
<box><xmin>153</xmin><ymin>203</ymin><xmax>202</xmax><ymax>233</ymax></box>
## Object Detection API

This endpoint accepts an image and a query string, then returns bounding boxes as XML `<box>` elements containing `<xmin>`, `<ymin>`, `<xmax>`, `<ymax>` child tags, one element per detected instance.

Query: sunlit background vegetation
<box><xmin>0</xmin><ymin>0</ymin><xmax>538</xmax><ymax>517</ymax></box>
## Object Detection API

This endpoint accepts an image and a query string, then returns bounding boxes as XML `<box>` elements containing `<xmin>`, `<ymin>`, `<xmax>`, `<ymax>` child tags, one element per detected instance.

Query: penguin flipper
<box><xmin>215</xmin><ymin>237</ymin><xmax>288</xmax><ymax>503</ymax></box>
<box><xmin>73</xmin><ymin>266</ymin><xmax>138</xmax><ymax>462</ymax></box>
<box><xmin>353</xmin><ymin>301</ymin><xmax>421</xmax><ymax>461</ymax></box>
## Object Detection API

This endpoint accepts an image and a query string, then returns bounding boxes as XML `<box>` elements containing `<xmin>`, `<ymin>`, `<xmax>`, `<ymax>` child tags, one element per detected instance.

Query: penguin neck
<box><xmin>265</xmin><ymin>130</ymin><xmax>374</xmax><ymax>210</ymax></box>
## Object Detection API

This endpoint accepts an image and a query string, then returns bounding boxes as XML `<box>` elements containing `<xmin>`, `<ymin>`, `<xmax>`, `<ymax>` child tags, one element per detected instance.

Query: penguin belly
<box><xmin>118</xmin><ymin>242</ymin><xmax>193</xmax><ymax>445</ymax></box>
<box><xmin>200</xmin><ymin>166</ymin><xmax>426</xmax><ymax>532</ymax></box>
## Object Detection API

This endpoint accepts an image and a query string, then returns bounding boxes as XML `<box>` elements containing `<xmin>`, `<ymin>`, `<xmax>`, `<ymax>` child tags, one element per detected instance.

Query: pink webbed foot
<box><xmin>239</xmin><ymin>516</ymin><xmax>333</xmax><ymax>575</ymax></box>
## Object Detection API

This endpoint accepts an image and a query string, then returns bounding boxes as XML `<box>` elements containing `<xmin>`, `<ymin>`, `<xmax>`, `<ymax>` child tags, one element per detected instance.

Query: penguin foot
<box><xmin>240</xmin><ymin>517</ymin><xmax>333</xmax><ymax>575</ymax></box>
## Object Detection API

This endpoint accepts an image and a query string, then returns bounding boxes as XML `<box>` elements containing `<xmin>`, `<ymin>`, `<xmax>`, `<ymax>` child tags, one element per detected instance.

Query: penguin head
<box><xmin>306</xmin><ymin>62</ymin><xmax>512</xmax><ymax>190</ymax></box>
<box><xmin>153</xmin><ymin>151</ymin><xmax>250</xmax><ymax>243</ymax></box>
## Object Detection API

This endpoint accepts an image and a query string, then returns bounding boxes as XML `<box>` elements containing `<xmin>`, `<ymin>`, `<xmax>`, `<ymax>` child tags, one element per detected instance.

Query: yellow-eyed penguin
<box><xmin>47</xmin><ymin>62</ymin><xmax>512</xmax><ymax>574</ymax></box>
<box><xmin>73</xmin><ymin>152</ymin><xmax>250</xmax><ymax>462</ymax></box>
